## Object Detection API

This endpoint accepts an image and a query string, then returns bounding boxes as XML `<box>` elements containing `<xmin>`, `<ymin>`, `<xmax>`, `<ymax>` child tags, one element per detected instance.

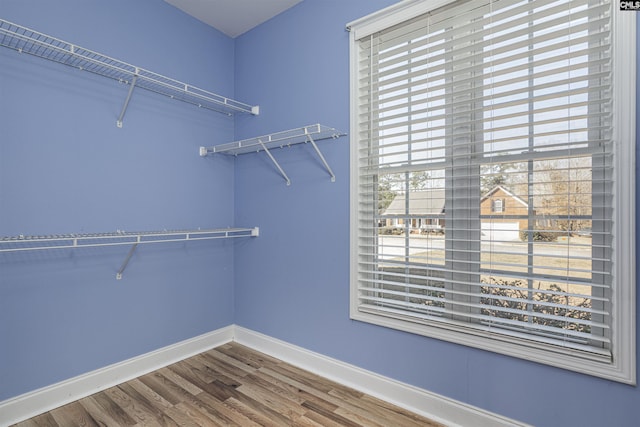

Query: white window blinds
<box><xmin>350</xmin><ymin>0</ymin><xmax>635</xmax><ymax>382</ymax></box>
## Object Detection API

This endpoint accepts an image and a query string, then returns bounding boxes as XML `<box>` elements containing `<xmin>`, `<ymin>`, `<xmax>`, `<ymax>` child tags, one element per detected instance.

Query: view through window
<box><xmin>350</xmin><ymin>0</ymin><xmax>635</xmax><ymax>382</ymax></box>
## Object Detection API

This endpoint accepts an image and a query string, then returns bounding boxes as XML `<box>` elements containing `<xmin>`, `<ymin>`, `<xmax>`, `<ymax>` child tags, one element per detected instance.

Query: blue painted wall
<box><xmin>1</xmin><ymin>0</ymin><xmax>638</xmax><ymax>425</ymax></box>
<box><xmin>0</xmin><ymin>0</ymin><xmax>238</xmax><ymax>400</ymax></box>
<box><xmin>233</xmin><ymin>1</ymin><xmax>640</xmax><ymax>426</ymax></box>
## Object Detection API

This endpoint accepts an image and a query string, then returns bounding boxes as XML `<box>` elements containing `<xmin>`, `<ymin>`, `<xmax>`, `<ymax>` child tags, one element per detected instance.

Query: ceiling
<box><xmin>164</xmin><ymin>0</ymin><xmax>303</xmax><ymax>38</ymax></box>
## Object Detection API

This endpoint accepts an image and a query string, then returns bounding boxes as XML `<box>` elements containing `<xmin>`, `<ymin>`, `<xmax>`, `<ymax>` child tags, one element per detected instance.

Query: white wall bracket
<box><xmin>116</xmin><ymin>242</ymin><xmax>138</xmax><ymax>280</ymax></box>
<box><xmin>306</xmin><ymin>133</ymin><xmax>336</xmax><ymax>182</ymax></box>
<box><xmin>259</xmin><ymin>139</ymin><xmax>292</xmax><ymax>186</ymax></box>
<box><xmin>116</xmin><ymin>73</ymin><xmax>138</xmax><ymax>128</ymax></box>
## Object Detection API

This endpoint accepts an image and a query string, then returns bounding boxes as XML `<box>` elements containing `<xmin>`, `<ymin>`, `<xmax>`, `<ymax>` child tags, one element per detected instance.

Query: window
<box><xmin>492</xmin><ymin>198</ymin><xmax>504</xmax><ymax>213</ymax></box>
<box><xmin>349</xmin><ymin>0</ymin><xmax>635</xmax><ymax>383</ymax></box>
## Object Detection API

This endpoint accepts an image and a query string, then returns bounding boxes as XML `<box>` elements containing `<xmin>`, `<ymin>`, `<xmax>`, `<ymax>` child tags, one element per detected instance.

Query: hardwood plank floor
<box><xmin>12</xmin><ymin>343</ymin><xmax>443</xmax><ymax>427</ymax></box>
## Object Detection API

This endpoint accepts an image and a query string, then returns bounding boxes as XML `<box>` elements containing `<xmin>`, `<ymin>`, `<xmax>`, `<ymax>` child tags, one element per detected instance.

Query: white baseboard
<box><xmin>0</xmin><ymin>326</ymin><xmax>234</xmax><ymax>427</ymax></box>
<box><xmin>0</xmin><ymin>325</ymin><xmax>529</xmax><ymax>427</ymax></box>
<box><xmin>233</xmin><ymin>326</ymin><xmax>530</xmax><ymax>427</ymax></box>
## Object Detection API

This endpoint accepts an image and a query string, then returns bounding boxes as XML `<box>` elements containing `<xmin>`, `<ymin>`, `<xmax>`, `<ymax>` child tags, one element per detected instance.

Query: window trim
<box><xmin>348</xmin><ymin>0</ymin><xmax>636</xmax><ymax>384</ymax></box>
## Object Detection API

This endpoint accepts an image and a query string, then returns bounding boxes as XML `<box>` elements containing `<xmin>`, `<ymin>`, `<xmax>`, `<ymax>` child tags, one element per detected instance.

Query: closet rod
<box><xmin>0</xmin><ymin>18</ymin><xmax>260</xmax><ymax>123</ymax></box>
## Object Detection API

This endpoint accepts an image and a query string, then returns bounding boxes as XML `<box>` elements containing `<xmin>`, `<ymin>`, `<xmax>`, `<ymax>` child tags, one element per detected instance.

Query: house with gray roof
<box><xmin>381</xmin><ymin>189</ymin><xmax>445</xmax><ymax>233</ymax></box>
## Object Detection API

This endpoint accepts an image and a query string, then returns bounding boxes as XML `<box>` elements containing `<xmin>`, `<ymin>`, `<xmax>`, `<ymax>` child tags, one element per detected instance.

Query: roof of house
<box><xmin>382</xmin><ymin>185</ymin><xmax>528</xmax><ymax>216</ymax></box>
<box><xmin>382</xmin><ymin>189</ymin><xmax>445</xmax><ymax>216</ymax></box>
<box><xmin>480</xmin><ymin>185</ymin><xmax>529</xmax><ymax>208</ymax></box>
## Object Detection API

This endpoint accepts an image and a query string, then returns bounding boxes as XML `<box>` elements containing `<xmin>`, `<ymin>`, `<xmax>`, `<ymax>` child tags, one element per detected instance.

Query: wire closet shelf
<box><xmin>0</xmin><ymin>227</ymin><xmax>260</xmax><ymax>279</ymax></box>
<box><xmin>0</xmin><ymin>19</ymin><xmax>259</xmax><ymax>123</ymax></box>
<box><xmin>0</xmin><ymin>228</ymin><xmax>260</xmax><ymax>253</ymax></box>
<box><xmin>199</xmin><ymin>124</ymin><xmax>346</xmax><ymax>185</ymax></box>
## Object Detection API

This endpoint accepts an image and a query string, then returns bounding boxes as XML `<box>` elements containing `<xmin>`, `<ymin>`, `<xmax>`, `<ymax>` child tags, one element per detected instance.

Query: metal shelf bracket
<box><xmin>259</xmin><ymin>139</ymin><xmax>291</xmax><ymax>186</ymax></box>
<box><xmin>306</xmin><ymin>133</ymin><xmax>336</xmax><ymax>182</ymax></box>
<box><xmin>116</xmin><ymin>242</ymin><xmax>138</xmax><ymax>280</ymax></box>
<box><xmin>117</xmin><ymin>72</ymin><xmax>138</xmax><ymax>128</ymax></box>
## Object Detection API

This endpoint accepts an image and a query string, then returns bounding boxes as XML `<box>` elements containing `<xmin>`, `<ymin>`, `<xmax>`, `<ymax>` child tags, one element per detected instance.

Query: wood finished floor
<box><xmin>12</xmin><ymin>342</ymin><xmax>443</xmax><ymax>427</ymax></box>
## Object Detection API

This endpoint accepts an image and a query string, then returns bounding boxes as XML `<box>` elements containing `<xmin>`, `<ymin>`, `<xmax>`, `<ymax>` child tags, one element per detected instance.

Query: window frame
<box><xmin>348</xmin><ymin>0</ymin><xmax>636</xmax><ymax>384</ymax></box>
